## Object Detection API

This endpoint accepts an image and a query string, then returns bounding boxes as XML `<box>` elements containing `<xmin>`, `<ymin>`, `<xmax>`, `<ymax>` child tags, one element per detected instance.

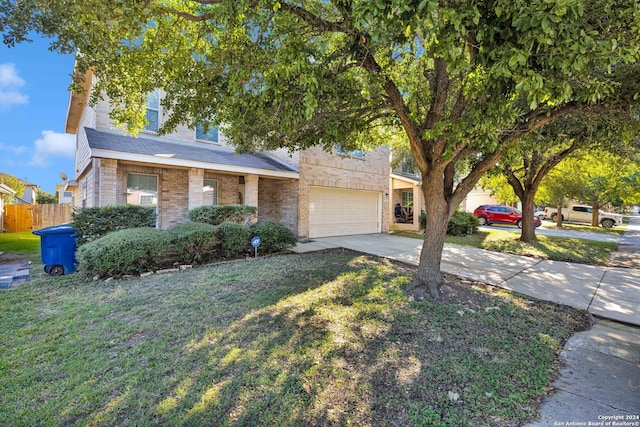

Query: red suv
<box><xmin>473</xmin><ymin>205</ymin><xmax>541</xmax><ymax>228</ymax></box>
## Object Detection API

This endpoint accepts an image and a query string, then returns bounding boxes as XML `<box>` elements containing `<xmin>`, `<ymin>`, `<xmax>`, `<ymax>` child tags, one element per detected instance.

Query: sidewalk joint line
<box><xmin>586</xmin><ymin>266</ymin><xmax>608</xmax><ymax>313</ymax></box>
<box><xmin>502</xmin><ymin>258</ymin><xmax>544</xmax><ymax>284</ymax></box>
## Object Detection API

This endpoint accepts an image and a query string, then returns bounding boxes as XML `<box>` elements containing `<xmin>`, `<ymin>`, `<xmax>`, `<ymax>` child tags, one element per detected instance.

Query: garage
<box><xmin>308</xmin><ymin>187</ymin><xmax>381</xmax><ymax>238</ymax></box>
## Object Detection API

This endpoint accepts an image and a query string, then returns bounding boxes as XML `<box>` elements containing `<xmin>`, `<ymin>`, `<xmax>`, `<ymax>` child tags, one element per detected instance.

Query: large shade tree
<box><xmin>3</xmin><ymin>0</ymin><xmax>639</xmax><ymax>298</ymax></box>
<box><xmin>484</xmin><ymin>108</ymin><xmax>640</xmax><ymax>242</ymax></box>
<box><xmin>547</xmin><ymin>150</ymin><xmax>640</xmax><ymax>225</ymax></box>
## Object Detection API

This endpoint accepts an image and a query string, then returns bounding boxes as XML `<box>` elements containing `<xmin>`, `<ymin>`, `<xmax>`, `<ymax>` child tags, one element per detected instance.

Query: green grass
<box><xmin>0</xmin><ymin>231</ymin><xmax>40</xmax><ymax>254</ymax></box>
<box><xmin>539</xmin><ymin>221</ymin><xmax>626</xmax><ymax>235</ymax></box>
<box><xmin>393</xmin><ymin>229</ymin><xmax>616</xmax><ymax>265</ymax></box>
<box><xmin>0</xmin><ymin>252</ymin><xmax>589</xmax><ymax>426</ymax></box>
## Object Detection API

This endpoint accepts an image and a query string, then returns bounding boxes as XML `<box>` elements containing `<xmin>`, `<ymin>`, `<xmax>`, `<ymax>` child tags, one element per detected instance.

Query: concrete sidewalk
<box><xmin>293</xmin><ymin>233</ymin><xmax>640</xmax><ymax>326</ymax></box>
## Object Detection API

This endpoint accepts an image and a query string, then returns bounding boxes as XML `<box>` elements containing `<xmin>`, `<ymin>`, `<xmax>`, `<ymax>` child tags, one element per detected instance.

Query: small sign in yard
<box><xmin>251</xmin><ymin>236</ymin><xmax>261</xmax><ymax>258</ymax></box>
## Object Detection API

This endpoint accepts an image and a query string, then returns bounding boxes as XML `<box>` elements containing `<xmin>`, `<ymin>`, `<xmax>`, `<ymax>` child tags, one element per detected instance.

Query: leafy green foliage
<box><xmin>71</xmin><ymin>205</ymin><xmax>157</xmax><ymax>245</ymax></box>
<box><xmin>3</xmin><ymin>0</ymin><xmax>638</xmax><ymax>291</ymax></box>
<box><xmin>215</xmin><ymin>221</ymin><xmax>251</xmax><ymax>258</ymax></box>
<box><xmin>76</xmin><ymin>227</ymin><xmax>170</xmax><ymax>277</ymax></box>
<box><xmin>187</xmin><ymin>205</ymin><xmax>257</xmax><ymax>226</ymax></box>
<box><xmin>543</xmin><ymin>150</ymin><xmax>640</xmax><ymax>209</ymax></box>
<box><xmin>0</xmin><ymin>174</ymin><xmax>24</xmax><ymax>202</ymax></box>
<box><xmin>249</xmin><ymin>220</ymin><xmax>297</xmax><ymax>254</ymax></box>
<box><xmin>447</xmin><ymin>211</ymin><xmax>480</xmax><ymax>236</ymax></box>
<box><xmin>168</xmin><ymin>222</ymin><xmax>218</xmax><ymax>265</ymax></box>
<box><xmin>35</xmin><ymin>191</ymin><xmax>57</xmax><ymax>204</ymax></box>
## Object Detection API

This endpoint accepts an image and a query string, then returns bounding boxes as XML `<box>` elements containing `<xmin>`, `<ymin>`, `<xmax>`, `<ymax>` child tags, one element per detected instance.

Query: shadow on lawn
<box><xmin>7</xmin><ymin>251</ymin><xmax>587</xmax><ymax>426</ymax></box>
<box><xmin>150</xmin><ymin>255</ymin><xmax>403</xmax><ymax>426</ymax></box>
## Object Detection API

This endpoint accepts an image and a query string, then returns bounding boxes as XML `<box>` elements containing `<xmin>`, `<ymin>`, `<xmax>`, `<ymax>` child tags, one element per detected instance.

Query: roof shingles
<box><xmin>85</xmin><ymin>128</ymin><xmax>298</xmax><ymax>173</ymax></box>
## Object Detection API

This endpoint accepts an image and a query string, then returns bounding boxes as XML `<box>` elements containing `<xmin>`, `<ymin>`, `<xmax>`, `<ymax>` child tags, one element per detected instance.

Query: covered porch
<box><xmin>389</xmin><ymin>173</ymin><xmax>424</xmax><ymax>232</ymax></box>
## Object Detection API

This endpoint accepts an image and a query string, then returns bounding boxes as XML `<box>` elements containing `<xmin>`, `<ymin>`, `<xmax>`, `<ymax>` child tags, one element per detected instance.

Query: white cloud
<box><xmin>29</xmin><ymin>131</ymin><xmax>75</xmax><ymax>167</ymax></box>
<box><xmin>0</xmin><ymin>142</ymin><xmax>28</xmax><ymax>155</ymax></box>
<box><xmin>0</xmin><ymin>63</ymin><xmax>29</xmax><ymax>108</ymax></box>
<box><xmin>0</xmin><ymin>63</ymin><xmax>26</xmax><ymax>87</ymax></box>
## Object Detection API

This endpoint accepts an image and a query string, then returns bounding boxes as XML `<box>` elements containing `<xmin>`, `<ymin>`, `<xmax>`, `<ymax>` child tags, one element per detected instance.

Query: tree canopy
<box><xmin>0</xmin><ymin>173</ymin><xmax>25</xmax><ymax>203</ymax></box>
<box><xmin>3</xmin><ymin>0</ymin><xmax>639</xmax><ymax>298</ymax></box>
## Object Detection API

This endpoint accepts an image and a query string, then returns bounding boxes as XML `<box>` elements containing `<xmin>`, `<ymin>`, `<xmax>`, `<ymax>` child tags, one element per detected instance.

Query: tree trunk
<box><xmin>591</xmin><ymin>197</ymin><xmax>600</xmax><ymax>227</ymax></box>
<box><xmin>555</xmin><ymin>202</ymin><xmax>564</xmax><ymax>227</ymax></box>
<box><xmin>411</xmin><ymin>174</ymin><xmax>451</xmax><ymax>300</ymax></box>
<box><xmin>519</xmin><ymin>190</ymin><xmax>538</xmax><ymax>243</ymax></box>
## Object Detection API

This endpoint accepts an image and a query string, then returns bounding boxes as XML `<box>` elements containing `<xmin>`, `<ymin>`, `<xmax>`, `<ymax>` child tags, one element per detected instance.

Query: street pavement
<box><xmin>293</xmin><ymin>214</ymin><xmax>640</xmax><ymax>424</ymax></box>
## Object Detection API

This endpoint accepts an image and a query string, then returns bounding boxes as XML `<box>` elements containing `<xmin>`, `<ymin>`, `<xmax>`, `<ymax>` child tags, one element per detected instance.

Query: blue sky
<box><xmin>0</xmin><ymin>35</ymin><xmax>75</xmax><ymax>195</ymax></box>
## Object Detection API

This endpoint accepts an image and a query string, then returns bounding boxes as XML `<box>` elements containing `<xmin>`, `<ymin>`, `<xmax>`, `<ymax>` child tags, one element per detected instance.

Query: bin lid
<box><xmin>32</xmin><ymin>223</ymin><xmax>76</xmax><ymax>236</ymax></box>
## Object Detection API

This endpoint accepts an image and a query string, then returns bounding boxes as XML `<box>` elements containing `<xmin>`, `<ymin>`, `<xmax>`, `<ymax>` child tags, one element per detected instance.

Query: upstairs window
<box><xmin>336</xmin><ymin>144</ymin><xmax>365</xmax><ymax>159</ymax></box>
<box><xmin>145</xmin><ymin>89</ymin><xmax>160</xmax><ymax>132</ymax></box>
<box><xmin>196</xmin><ymin>125</ymin><xmax>219</xmax><ymax>143</ymax></box>
<box><xmin>401</xmin><ymin>160</ymin><xmax>416</xmax><ymax>175</ymax></box>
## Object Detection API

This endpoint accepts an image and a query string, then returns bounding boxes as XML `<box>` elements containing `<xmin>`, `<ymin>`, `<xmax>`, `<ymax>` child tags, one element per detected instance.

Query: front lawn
<box><xmin>0</xmin><ymin>231</ymin><xmax>40</xmax><ymax>255</ymax></box>
<box><xmin>393</xmin><ymin>229</ymin><xmax>616</xmax><ymax>265</ymax></box>
<box><xmin>1</xmin><ymin>251</ymin><xmax>590</xmax><ymax>426</ymax></box>
<box><xmin>539</xmin><ymin>221</ymin><xmax>626</xmax><ymax>235</ymax></box>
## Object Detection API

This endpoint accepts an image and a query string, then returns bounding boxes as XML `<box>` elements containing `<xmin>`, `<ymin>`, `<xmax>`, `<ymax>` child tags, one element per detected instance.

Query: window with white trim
<box><xmin>203</xmin><ymin>178</ymin><xmax>218</xmax><ymax>205</ymax></box>
<box><xmin>145</xmin><ymin>90</ymin><xmax>160</xmax><ymax>132</ymax></box>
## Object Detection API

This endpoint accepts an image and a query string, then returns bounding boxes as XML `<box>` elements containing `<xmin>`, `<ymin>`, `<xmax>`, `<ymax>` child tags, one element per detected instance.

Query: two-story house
<box><xmin>64</xmin><ymin>67</ymin><xmax>389</xmax><ymax>239</ymax></box>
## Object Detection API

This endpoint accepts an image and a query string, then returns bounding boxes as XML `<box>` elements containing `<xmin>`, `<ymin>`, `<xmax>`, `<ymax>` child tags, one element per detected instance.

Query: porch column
<box><xmin>413</xmin><ymin>183</ymin><xmax>423</xmax><ymax>230</ymax></box>
<box><xmin>244</xmin><ymin>174</ymin><xmax>259</xmax><ymax>207</ymax></box>
<box><xmin>188</xmin><ymin>168</ymin><xmax>204</xmax><ymax>210</ymax></box>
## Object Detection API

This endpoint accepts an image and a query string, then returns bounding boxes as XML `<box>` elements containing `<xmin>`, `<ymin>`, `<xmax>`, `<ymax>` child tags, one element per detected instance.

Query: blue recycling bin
<box><xmin>33</xmin><ymin>223</ymin><xmax>77</xmax><ymax>275</ymax></box>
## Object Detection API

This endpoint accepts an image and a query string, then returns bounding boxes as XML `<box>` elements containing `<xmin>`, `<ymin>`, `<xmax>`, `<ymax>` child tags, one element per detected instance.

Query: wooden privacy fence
<box><xmin>3</xmin><ymin>204</ymin><xmax>72</xmax><ymax>232</ymax></box>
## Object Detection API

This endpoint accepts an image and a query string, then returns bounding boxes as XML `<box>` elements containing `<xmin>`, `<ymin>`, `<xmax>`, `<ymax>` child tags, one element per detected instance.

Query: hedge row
<box><xmin>76</xmin><ymin>220</ymin><xmax>297</xmax><ymax>278</ymax></box>
<box><xmin>72</xmin><ymin>205</ymin><xmax>156</xmax><ymax>245</ymax></box>
<box><xmin>187</xmin><ymin>205</ymin><xmax>258</xmax><ymax>226</ymax></box>
<box><xmin>418</xmin><ymin>210</ymin><xmax>479</xmax><ymax>236</ymax></box>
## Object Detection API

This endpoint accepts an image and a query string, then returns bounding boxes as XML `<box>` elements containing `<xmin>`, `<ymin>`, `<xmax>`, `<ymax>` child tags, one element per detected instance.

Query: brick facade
<box><xmin>296</xmin><ymin>146</ymin><xmax>390</xmax><ymax>239</ymax></box>
<box><xmin>69</xmin><ymin>81</ymin><xmax>391</xmax><ymax>238</ymax></box>
<box><xmin>258</xmin><ymin>178</ymin><xmax>299</xmax><ymax>235</ymax></box>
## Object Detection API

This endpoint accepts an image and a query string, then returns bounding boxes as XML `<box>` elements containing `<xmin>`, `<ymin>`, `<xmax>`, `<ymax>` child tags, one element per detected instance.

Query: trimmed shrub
<box><xmin>72</xmin><ymin>205</ymin><xmax>156</xmax><ymax>245</ymax></box>
<box><xmin>187</xmin><ymin>205</ymin><xmax>257</xmax><ymax>226</ymax></box>
<box><xmin>216</xmin><ymin>221</ymin><xmax>251</xmax><ymax>258</ymax></box>
<box><xmin>447</xmin><ymin>211</ymin><xmax>480</xmax><ymax>236</ymax></box>
<box><xmin>249</xmin><ymin>221</ymin><xmax>297</xmax><ymax>254</ymax></box>
<box><xmin>168</xmin><ymin>222</ymin><xmax>219</xmax><ymax>265</ymax></box>
<box><xmin>76</xmin><ymin>227</ymin><xmax>170</xmax><ymax>277</ymax></box>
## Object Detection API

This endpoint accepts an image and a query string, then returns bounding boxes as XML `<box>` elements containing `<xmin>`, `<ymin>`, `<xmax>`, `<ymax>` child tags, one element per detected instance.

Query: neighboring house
<box><xmin>56</xmin><ymin>180</ymin><xmax>77</xmax><ymax>204</ymax></box>
<box><xmin>0</xmin><ymin>174</ymin><xmax>38</xmax><ymax>204</ymax></box>
<box><xmin>15</xmin><ymin>179</ymin><xmax>39</xmax><ymax>204</ymax></box>
<box><xmin>0</xmin><ymin>183</ymin><xmax>16</xmax><ymax>232</ymax></box>
<box><xmin>64</xmin><ymin>68</ymin><xmax>389</xmax><ymax>239</ymax></box>
<box><xmin>459</xmin><ymin>188</ymin><xmax>500</xmax><ymax>213</ymax></box>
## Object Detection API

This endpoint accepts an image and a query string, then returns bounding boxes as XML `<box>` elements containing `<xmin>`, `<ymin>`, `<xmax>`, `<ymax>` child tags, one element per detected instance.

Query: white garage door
<box><xmin>308</xmin><ymin>187</ymin><xmax>381</xmax><ymax>238</ymax></box>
